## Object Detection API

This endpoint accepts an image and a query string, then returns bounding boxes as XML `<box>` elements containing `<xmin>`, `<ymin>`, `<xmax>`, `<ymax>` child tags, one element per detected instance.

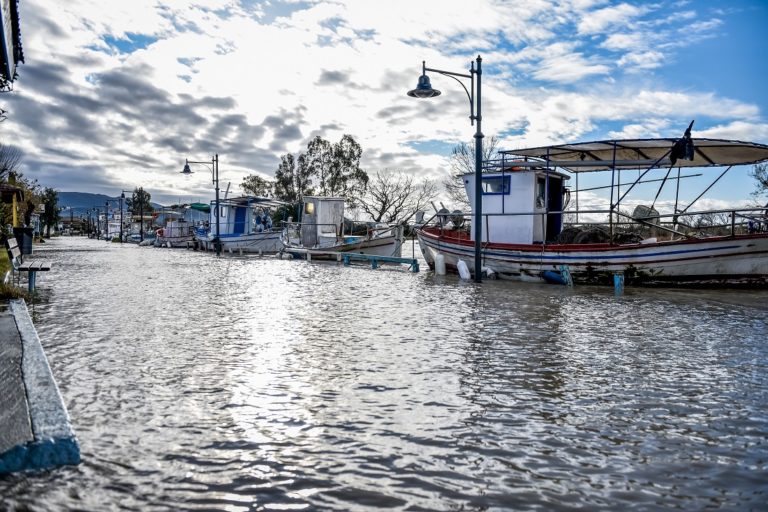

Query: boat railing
<box><xmin>422</xmin><ymin>206</ymin><xmax>767</xmax><ymax>243</ymax></box>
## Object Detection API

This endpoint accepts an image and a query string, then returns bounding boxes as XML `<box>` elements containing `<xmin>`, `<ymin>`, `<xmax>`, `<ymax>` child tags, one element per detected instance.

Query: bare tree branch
<box><xmin>0</xmin><ymin>142</ymin><xmax>23</xmax><ymax>181</ymax></box>
<box><xmin>357</xmin><ymin>170</ymin><xmax>438</xmax><ymax>223</ymax></box>
<box><xmin>443</xmin><ymin>135</ymin><xmax>500</xmax><ymax>208</ymax></box>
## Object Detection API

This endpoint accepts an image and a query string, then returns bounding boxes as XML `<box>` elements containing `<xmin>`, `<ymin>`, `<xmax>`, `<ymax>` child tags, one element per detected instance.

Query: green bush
<box><xmin>0</xmin><ymin>281</ymin><xmax>30</xmax><ymax>300</ymax></box>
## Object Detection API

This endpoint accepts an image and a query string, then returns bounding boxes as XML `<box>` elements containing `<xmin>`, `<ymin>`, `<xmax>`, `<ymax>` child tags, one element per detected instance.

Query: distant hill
<box><xmin>58</xmin><ymin>192</ymin><xmax>163</xmax><ymax>216</ymax></box>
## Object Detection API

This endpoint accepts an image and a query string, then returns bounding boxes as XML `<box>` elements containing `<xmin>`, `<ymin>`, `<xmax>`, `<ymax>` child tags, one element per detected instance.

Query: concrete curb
<box><xmin>0</xmin><ymin>300</ymin><xmax>80</xmax><ymax>474</ymax></box>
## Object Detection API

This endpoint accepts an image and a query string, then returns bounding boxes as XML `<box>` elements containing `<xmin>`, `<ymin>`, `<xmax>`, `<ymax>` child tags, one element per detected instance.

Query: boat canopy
<box><xmin>189</xmin><ymin>202</ymin><xmax>211</xmax><ymax>213</ymax></box>
<box><xmin>497</xmin><ymin>138</ymin><xmax>768</xmax><ymax>173</ymax></box>
<box><xmin>218</xmin><ymin>196</ymin><xmax>287</xmax><ymax>208</ymax></box>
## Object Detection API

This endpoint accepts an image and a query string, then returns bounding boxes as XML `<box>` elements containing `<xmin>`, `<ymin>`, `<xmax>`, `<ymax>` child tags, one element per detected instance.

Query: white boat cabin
<box><xmin>208</xmin><ymin>197</ymin><xmax>274</xmax><ymax>236</ymax></box>
<box><xmin>463</xmin><ymin>169</ymin><xmax>570</xmax><ymax>244</ymax></box>
<box><xmin>299</xmin><ymin>196</ymin><xmax>344</xmax><ymax>248</ymax></box>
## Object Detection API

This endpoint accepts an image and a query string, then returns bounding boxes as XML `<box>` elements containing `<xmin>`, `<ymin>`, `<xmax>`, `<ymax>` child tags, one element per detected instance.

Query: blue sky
<box><xmin>2</xmin><ymin>0</ymin><xmax>767</xmax><ymax>213</ymax></box>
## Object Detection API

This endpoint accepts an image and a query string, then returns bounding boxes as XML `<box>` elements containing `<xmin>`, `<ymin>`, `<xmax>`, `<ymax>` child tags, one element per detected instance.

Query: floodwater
<box><xmin>1</xmin><ymin>236</ymin><xmax>767</xmax><ymax>511</ymax></box>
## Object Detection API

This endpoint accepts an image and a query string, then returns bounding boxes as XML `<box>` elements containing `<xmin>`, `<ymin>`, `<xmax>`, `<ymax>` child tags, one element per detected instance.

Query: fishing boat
<box><xmin>154</xmin><ymin>211</ymin><xmax>195</xmax><ymax>248</ymax></box>
<box><xmin>416</xmin><ymin>128</ymin><xmax>768</xmax><ymax>287</ymax></box>
<box><xmin>193</xmin><ymin>197</ymin><xmax>284</xmax><ymax>254</ymax></box>
<box><xmin>281</xmin><ymin>196</ymin><xmax>404</xmax><ymax>260</ymax></box>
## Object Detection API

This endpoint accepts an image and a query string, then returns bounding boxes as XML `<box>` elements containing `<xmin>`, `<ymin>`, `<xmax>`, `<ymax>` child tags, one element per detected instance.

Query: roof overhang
<box><xmin>498</xmin><ymin>138</ymin><xmax>768</xmax><ymax>173</ymax></box>
<box><xmin>0</xmin><ymin>183</ymin><xmax>23</xmax><ymax>202</ymax></box>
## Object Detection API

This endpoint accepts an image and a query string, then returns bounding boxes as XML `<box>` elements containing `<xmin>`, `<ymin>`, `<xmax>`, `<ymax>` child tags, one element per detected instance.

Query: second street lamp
<box><xmin>408</xmin><ymin>55</ymin><xmax>484</xmax><ymax>283</ymax></box>
<box><xmin>182</xmin><ymin>154</ymin><xmax>220</xmax><ymax>256</ymax></box>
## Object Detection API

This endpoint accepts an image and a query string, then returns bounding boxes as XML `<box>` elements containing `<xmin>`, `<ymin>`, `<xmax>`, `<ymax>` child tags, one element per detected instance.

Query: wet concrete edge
<box><xmin>0</xmin><ymin>300</ymin><xmax>80</xmax><ymax>474</ymax></box>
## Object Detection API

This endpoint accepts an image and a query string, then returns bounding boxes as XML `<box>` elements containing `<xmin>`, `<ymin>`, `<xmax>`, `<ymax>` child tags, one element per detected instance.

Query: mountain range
<box><xmin>57</xmin><ymin>192</ymin><xmax>164</xmax><ymax>216</ymax></box>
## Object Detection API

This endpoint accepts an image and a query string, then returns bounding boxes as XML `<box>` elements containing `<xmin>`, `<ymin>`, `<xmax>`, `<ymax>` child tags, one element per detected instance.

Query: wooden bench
<box><xmin>4</xmin><ymin>236</ymin><xmax>51</xmax><ymax>292</ymax></box>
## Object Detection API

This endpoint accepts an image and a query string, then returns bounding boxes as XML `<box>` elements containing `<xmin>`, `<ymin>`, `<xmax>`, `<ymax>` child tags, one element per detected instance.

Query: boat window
<box><xmin>536</xmin><ymin>178</ymin><xmax>546</xmax><ymax>207</ymax></box>
<box><xmin>481</xmin><ymin>175</ymin><xmax>511</xmax><ymax>195</ymax></box>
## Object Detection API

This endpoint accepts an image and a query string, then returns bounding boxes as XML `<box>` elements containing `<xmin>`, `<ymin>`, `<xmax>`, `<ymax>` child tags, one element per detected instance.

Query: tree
<box><xmin>357</xmin><ymin>170</ymin><xmax>439</xmax><ymax>224</ymax></box>
<box><xmin>0</xmin><ymin>142</ymin><xmax>22</xmax><ymax>181</ymax></box>
<box><xmin>272</xmin><ymin>134</ymin><xmax>369</xmax><ymax>209</ymax></box>
<box><xmin>303</xmin><ymin>136</ymin><xmax>333</xmax><ymax>195</ymax></box>
<box><xmin>274</xmin><ymin>153</ymin><xmax>314</xmax><ymax>203</ymax></box>
<box><xmin>0</xmin><ymin>169</ymin><xmax>40</xmax><ymax>229</ymax></box>
<box><xmin>127</xmin><ymin>187</ymin><xmax>153</xmax><ymax>216</ymax></box>
<box><xmin>241</xmin><ymin>174</ymin><xmax>274</xmax><ymax>197</ymax></box>
<box><xmin>40</xmin><ymin>187</ymin><xmax>59</xmax><ymax>237</ymax></box>
<box><xmin>750</xmin><ymin>163</ymin><xmax>768</xmax><ymax>202</ymax></box>
<box><xmin>444</xmin><ymin>135</ymin><xmax>501</xmax><ymax>208</ymax></box>
<box><xmin>327</xmin><ymin>134</ymin><xmax>368</xmax><ymax>207</ymax></box>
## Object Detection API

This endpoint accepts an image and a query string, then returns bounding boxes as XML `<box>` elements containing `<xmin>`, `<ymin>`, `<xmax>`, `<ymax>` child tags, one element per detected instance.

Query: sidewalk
<box><xmin>0</xmin><ymin>299</ymin><xmax>80</xmax><ymax>474</ymax></box>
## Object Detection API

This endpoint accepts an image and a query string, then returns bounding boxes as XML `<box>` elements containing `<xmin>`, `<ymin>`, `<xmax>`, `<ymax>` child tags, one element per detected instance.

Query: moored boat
<box><xmin>416</xmin><ymin>132</ymin><xmax>768</xmax><ymax>287</ymax></box>
<box><xmin>194</xmin><ymin>197</ymin><xmax>284</xmax><ymax>254</ymax></box>
<box><xmin>281</xmin><ymin>196</ymin><xmax>404</xmax><ymax>260</ymax></box>
<box><xmin>155</xmin><ymin>211</ymin><xmax>195</xmax><ymax>248</ymax></box>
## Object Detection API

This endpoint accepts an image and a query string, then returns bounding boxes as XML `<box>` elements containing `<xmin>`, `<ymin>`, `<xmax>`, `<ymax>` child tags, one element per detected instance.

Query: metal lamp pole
<box><xmin>119</xmin><ymin>192</ymin><xmax>125</xmax><ymax>243</ymax></box>
<box><xmin>104</xmin><ymin>202</ymin><xmax>109</xmax><ymax>240</ymax></box>
<box><xmin>182</xmin><ymin>154</ymin><xmax>220</xmax><ymax>256</ymax></box>
<box><xmin>408</xmin><ymin>55</ymin><xmax>484</xmax><ymax>282</ymax></box>
<box><xmin>139</xmin><ymin>187</ymin><xmax>144</xmax><ymax>242</ymax></box>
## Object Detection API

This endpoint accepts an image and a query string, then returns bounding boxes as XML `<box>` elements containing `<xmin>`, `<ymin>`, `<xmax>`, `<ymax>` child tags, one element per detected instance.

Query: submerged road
<box><xmin>2</xmin><ymin>237</ymin><xmax>767</xmax><ymax>510</ymax></box>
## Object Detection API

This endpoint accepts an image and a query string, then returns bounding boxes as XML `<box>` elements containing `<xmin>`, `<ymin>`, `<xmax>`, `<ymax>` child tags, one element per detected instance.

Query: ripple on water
<box><xmin>2</xmin><ymin>237</ymin><xmax>767</xmax><ymax>510</ymax></box>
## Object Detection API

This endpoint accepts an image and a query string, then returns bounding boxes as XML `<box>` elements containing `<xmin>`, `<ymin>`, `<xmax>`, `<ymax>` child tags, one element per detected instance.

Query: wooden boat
<box><xmin>416</xmin><ymin>131</ymin><xmax>768</xmax><ymax>287</ymax></box>
<box><xmin>281</xmin><ymin>196</ymin><xmax>404</xmax><ymax>260</ymax></box>
<box><xmin>193</xmin><ymin>197</ymin><xmax>284</xmax><ymax>254</ymax></box>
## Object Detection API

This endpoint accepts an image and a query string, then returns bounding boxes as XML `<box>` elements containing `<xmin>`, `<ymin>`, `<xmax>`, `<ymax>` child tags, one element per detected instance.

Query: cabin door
<box><xmin>233</xmin><ymin>207</ymin><xmax>247</xmax><ymax>234</ymax></box>
<box><xmin>546</xmin><ymin>177</ymin><xmax>563</xmax><ymax>242</ymax></box>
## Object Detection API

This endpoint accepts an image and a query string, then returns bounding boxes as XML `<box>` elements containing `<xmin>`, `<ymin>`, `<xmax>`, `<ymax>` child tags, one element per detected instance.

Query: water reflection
<box><xmin>1</xmin><ymin>237</ymin><xmax>766</xmax><ymax>511</ymax></box>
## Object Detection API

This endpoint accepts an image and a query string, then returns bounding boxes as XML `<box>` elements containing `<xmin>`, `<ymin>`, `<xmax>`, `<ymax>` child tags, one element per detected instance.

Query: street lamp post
<box><xmin>105</xmin><ymin>201</ymin><xmax>109</xmax><ymax>240</ymax></box>
<box><xmin>408</xmin><ymin>55</ymin><xmax>484</xmax><ymax>283</ymax></box>
<box><xmin>139</xmin><ymin>187</ymin><xmax>144</xmax><ymax>242</ymax></box>
<box><xmin>119</xmin><ymin>192</ymin><xmax>125</xmax><ymax>243</ymax></box>
<box><xmin>182</xmin><ymin>154</ymin><xmax>220</xmax><ymax>256</ymax></box>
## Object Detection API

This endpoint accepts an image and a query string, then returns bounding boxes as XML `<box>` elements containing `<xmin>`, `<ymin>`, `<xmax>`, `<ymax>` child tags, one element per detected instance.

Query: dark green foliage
<box><xmin>127</xmin><ymin>187</ymin><xmax>153</xmax><ymax>216</ymax></box>
<box><xmin>270</xmin><ymin>135</ymin><xmax>368</xmax><ymax>208</ymax></box>
<box><xmin>40</xmin><ymin>187</ymin><xmax>59</xmax><ymax>237</ymax></box>
<box><xmin>241</xmin><ymin>175</ymin><xmax>274</xmax><ymax>197</ymax></box>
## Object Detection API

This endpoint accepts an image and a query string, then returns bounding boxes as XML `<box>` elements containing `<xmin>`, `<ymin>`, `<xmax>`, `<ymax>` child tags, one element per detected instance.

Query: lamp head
<box><xmin>407</xmin><ymin>73</ymin><xmax>441</xmax><ymax>98</ymax></box>
<box><xmin>181</xmin><ymin>159</ymin><xmax>193</xmax><ymax>175</ymax></box>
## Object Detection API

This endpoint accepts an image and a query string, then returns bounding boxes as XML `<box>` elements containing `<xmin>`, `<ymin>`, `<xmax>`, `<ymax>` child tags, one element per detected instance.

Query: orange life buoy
<box><xmin>156</xmin><ymin>228</ymin><xmax>164</xmax><ymax>237</ymax></box>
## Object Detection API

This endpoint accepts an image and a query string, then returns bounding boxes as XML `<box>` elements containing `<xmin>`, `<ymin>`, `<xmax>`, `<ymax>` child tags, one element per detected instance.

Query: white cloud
<box><xmin>5</xmin><ymin>0</ymin><xmax>766</xmax><ymax>209</ymax></box>
<box><xmin>576</xmin><ymin>3</ymin><xmax>646</xmax><ymax>35</ymax></box>
<box><xmin>617</xmin><ymin>50</ymin><xmax>666</xmax><ymax>70</ymax></box>
<box><xmin>696</xmin><ymin>121</ymin><xmax>768</xmax><ymax>141</ymax></box>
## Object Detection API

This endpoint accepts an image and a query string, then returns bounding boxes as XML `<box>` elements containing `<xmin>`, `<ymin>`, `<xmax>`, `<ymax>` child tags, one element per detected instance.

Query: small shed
<box><xmin>300</xmin><ymin>196</ymin><xmax>344</xmax><ymax>248</ymax></box>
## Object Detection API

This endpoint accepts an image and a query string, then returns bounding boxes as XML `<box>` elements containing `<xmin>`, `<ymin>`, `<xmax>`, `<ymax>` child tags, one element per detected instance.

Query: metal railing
<box><xmin>418</xmin><ymin>206</ymin><xmax>768</xmax><ymax>243</ymax></box>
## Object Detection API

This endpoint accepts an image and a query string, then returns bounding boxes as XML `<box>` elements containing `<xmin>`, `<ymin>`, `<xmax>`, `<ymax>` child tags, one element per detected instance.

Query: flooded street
<box><xmin>2</xmin><ymin>237</ymin><xmax>767</xmax><ymax>510</ymax></box>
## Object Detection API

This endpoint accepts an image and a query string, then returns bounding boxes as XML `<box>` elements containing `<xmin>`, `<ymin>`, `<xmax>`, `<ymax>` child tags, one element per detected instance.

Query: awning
<box><xmin>497</xmin><ymin>138</ymin><xmax>768</xmax><ymax>172</ymax></box>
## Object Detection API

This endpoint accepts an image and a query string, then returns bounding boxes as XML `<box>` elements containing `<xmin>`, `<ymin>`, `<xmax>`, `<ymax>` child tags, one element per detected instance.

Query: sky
<box><xmin>2</xmin><ymin>0</ymin><xmax>768</xmax><ymax>213</ymax></box>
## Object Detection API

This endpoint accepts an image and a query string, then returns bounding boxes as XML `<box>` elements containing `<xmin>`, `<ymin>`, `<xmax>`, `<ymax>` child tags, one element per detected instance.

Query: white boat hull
<box><xmin>282</xmin><ymin>233</ymin><xmax>402</xmax><ymax>260</ymax></box>
<box><xmin>196</xmin><ymin>231</ymin><xmax>283</xmax><ymax>253</ymax></box>
<box><xmin>156</xmin><ymin>235</ymin><xmax>194</xmax><ymax>248</ymax></box>
<box><xmin>417</xmin><ymin>227</ymin><xmax>768</xmax><ymax>286</ymax></box>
